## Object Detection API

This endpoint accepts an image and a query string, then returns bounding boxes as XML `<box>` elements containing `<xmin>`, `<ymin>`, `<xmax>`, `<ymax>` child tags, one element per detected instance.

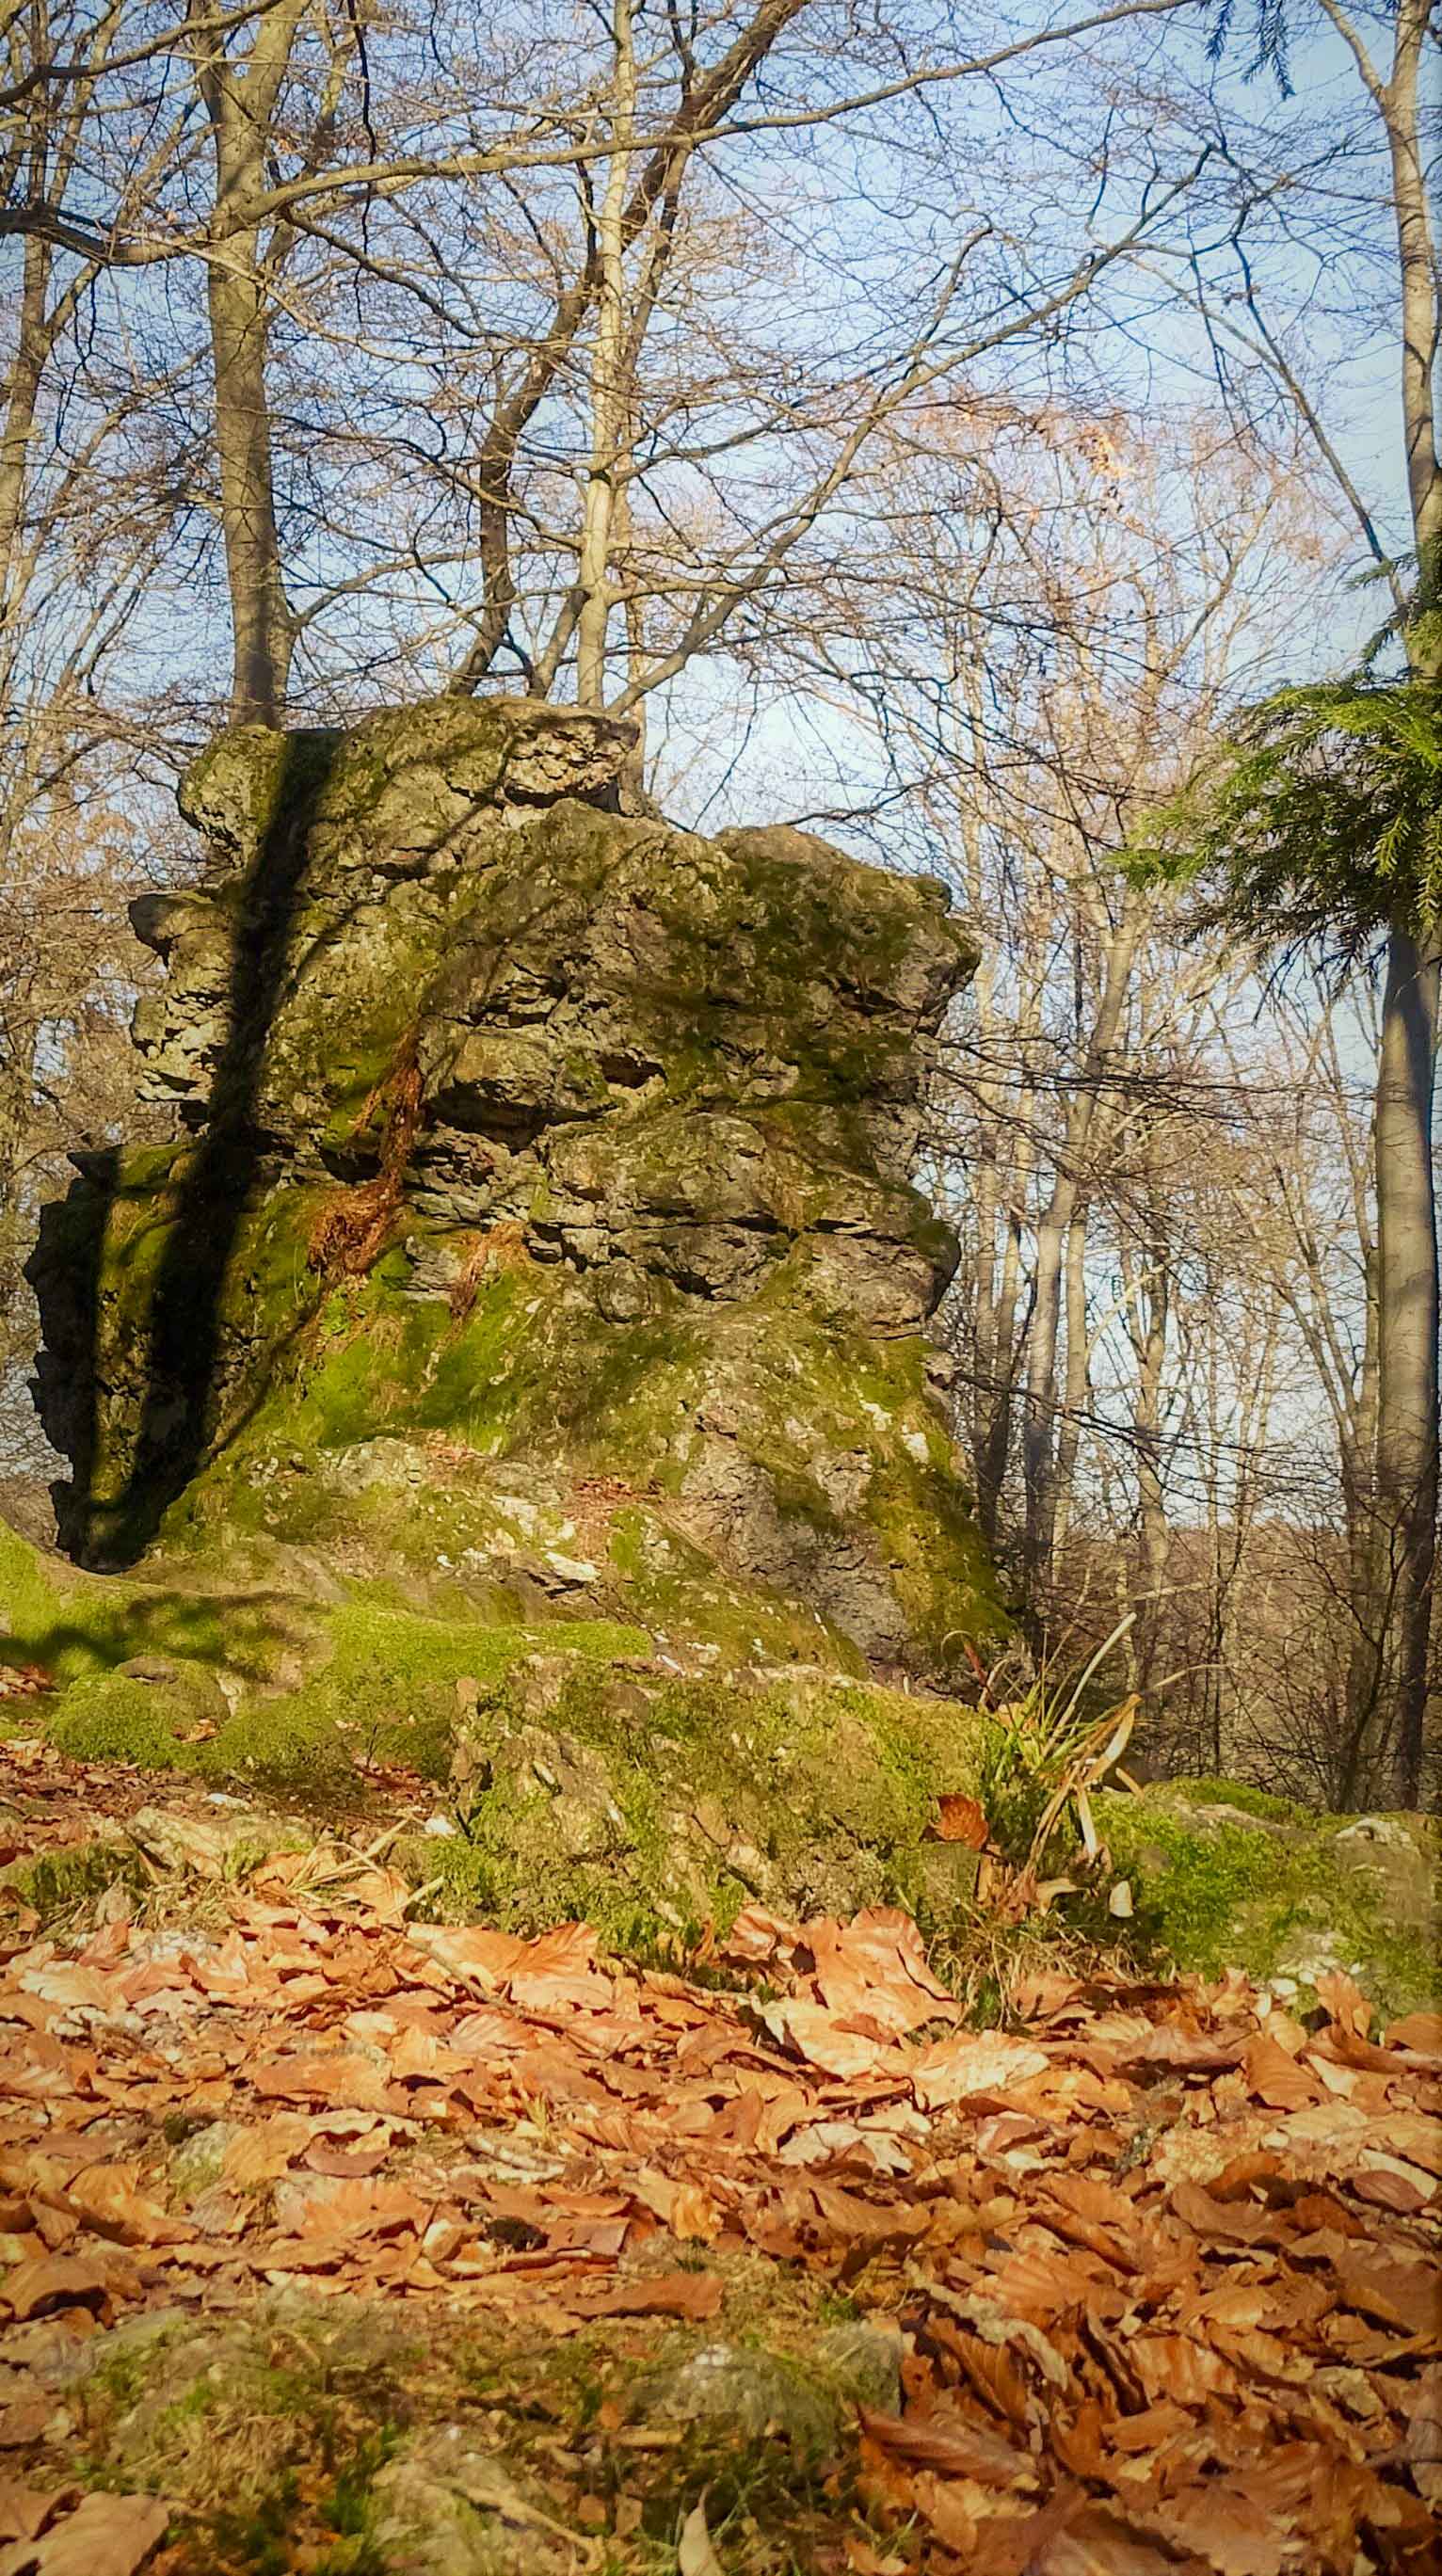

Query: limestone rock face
<box><xmin>30</xmin><ymin>696</ymin><xmax>1000</xmax><ymax>1670</ymax></box>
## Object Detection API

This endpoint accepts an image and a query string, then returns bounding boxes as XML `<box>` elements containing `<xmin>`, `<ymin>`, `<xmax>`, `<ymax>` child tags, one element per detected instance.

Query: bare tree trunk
<box><xmin>0</xmin><ymin>1062</ymin><xmax>28</xmax><ymax>1314</ymax></box>
<box><xmin>1377</xmin><ymin>0</ymin><xmax>1440</xmax><ymax>1804</ymax></box>
<box><xmin>575</xmin><ymin>0</ymin><xmax>635</xmax><ymax>710</ymax></box>
<box><xmin>207</xmin><ymin>251</ymin><xmax>295</xmax><ymax>725</ymax></box>
<box><xmin>0</xmin><ymin>128</ymin><xmax>54</xmax><ymax>1265</ymax></box>
<box><xmin>1374</xmin><ymin>916</ymin><xmax>1439</xmax><ymax>1805</ymax></box>
<box><xmin>191</xmin><ymin>0</ymin><xmax>309</xmax><ymax>725</ymax></box>
<box><xmin>972</xmin><ymin>1109</ymin><xmax>1032</xmax><ymax>1552</ymax></box>
<box><xmin>955</xmin><ymin>652</ymin><xmax>1032</xmax><ymax>1555</ymax></box>
<box><xmin>1022</xmin><ymin>904</ymin><xmax>1139</xmax><ymax>1592</ymax></box>
<box><xmin>1338</xmin><ymin>1236</ymin><xmax>1385</xmax><ymax>1800</ymax></box>
<box><xmin>1023</xmin><ymin>1190</ymin><xmax>1068</xmax><ymax>1592</ymax></box>
<box><xmin>1049</xmin><ymin>1201</ymin><xmax>1090</xmax><ymax>1566</ymax></box>
<box><xmin>1130</xmin><ymin>1185</ymin><xmax>1171</xmax><ymax>1695</ymax></box>
<box><xmin>1385</xmin><ymin>0</ymin><xmax>1442</xmax><ymax>600</ymax></box>
<box><xmin>611</xmin><ymin>460</ymin><xmax>650</xmax><ymax>802</ymax></box>
<box><xmin>0</xmin><ymin>232</ymin><xmax>50</xmax><ymax>616</ymax></box>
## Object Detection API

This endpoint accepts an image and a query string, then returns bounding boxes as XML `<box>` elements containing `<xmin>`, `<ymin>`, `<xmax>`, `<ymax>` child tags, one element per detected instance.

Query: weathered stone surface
<box><xmin>370</xmin><ymin>2429</ymin><xmax>572</xmax><ymax>2574</ymax></box>
<box><xmin>29</xmin><ymin>694</ymin><xmax>1000</xmax><ymax>1676</ymax></box>
<box><xmin>128</xmin><ymin>1800</ymin><xmax>311</xmax><ymax>1879</ymax></box>
<box><xmin>165</xmin><ymin>2117</ymin><xmax>241</xmax><ymax>2205</ymax></box>
<box><xmin>624</xmin><ymin>2323</ymin><xmax>902</xmax><ymax>2473</ymax></box>
<box><xmin>413</xmin><ymin>1660</ymin><xmax>985</xmax><ymax>1934</ymax></box>
<box><xmin>628</xmin><ymin>2339</ymin><xmax>841</xmax><ymax>2458</ymax></box>
<box><xmin>45</xmin><ymin>2287</ymin><xmax>892</xmax><ymax>2575</ymax></box>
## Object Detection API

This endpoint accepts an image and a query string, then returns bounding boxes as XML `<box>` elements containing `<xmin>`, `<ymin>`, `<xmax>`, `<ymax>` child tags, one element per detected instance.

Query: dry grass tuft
<box><xmin>309</xmin><ymin>1051</ymin><xmax>423</xmax><ymax>1279</ymax></box>
<box><xmin>447</xmin><ymin>1220</ymin><xmax>531</xmax><ymax>1318</ymax></box>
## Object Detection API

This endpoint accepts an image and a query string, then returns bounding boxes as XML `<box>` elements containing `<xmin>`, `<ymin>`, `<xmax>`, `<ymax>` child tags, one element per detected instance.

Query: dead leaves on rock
<box><xmin>927</xmin><ymin>1794</ymin><xmax>990</xmax><ymax>1849</ymax></box>
<box><xmin>0</xmin><ymin>1782</ymin><xmax>1437</xmax><ymax>2575</ymax></box>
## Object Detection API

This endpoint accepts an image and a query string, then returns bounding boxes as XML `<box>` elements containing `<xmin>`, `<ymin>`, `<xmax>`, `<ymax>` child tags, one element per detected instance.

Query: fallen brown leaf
<box><xmin>911</xmin><ymin>2031</ymin><xmax>1049</xmax><ymax>2108</ymax></box>
<box><xmin>930</xmin><ymin>1794</ymin><xmax>990</xmax><ymax>1849</ymax></box>
<box><xmin>28</xmin><ymin>2492</ymin><xmax>169</xmax><ymax>2576</ymax></box>
<box><xmin>678</xmin><ymin>2499</ymin><xmax>724</xmax><ymax>2576</ymax></box>
<box><xmin>565</xmin><ymin>2271</ymin><xmax>724</xmax><ymax>2322</ymax></box>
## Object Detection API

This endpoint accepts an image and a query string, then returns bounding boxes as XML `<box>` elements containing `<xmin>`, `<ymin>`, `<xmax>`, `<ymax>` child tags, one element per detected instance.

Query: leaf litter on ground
<box><xmin>0</xmin><ymin>1743</ymin><xmax>1438</xmax><ymax>2572</ymax></box>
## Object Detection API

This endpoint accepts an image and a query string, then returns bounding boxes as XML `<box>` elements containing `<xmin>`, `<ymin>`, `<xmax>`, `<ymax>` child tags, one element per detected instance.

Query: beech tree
<box><xmin>1141</xmin><ymin>680</ymin><xmax>1440</xmax><ymax>1801</ymax></box>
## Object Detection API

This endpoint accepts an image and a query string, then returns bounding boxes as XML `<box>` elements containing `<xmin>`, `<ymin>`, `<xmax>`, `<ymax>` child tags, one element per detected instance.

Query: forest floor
<box><xmin>0</xmin><ymin>1733</ymin><xmax>1439</xmax><ymax>2576</ymax></box>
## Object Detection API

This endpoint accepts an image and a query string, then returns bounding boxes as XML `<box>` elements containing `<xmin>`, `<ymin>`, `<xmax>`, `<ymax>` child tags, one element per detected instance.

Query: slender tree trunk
<box><xmin>1380</xmin><ymin>0</ymin><xmax>1442</xmax><ymax>1805</ymax></box>
<box><xmin>208</xmin><ymin>249</ymin><xmax>294</xmax><ymax>726</ymax></box>
<box><xmin>0</xmin><ymin>127</ymin><xmax>52</xmax><ymax>1284</ymax></box>
<box><xmin>960</xmin><ymin>664</ymin><xmax>997</xmax><ymax>1542</ymax></box>
<box><xmin>575</xmin><ymin>0</ymin><xmax>635</xmax><ymax>711</ymax></box>
<box><xmin>1023</xmin><ymin>1186</ymin><xmax>1069</xmax><ymax>1591</ymax></box>
<box><xmin>191</xmin><ymin>0</ymin><xmax>308</xmax><ymax>725</ymax></box>
<box><xmin>0</xmin><ymin>232</ymin><xmax>51</xmax><ymax>618</ymax></box>
<box><xmin>1130</xmin><ymin>1193</ymin><xmax>1171</xmax><ymax>1695</ymax></box>
<box><xmin>1022</xmin><ymin>904</ymin><xmax>1139</xmax><ymax>1591</ymax></box>
<box><xmin>1373</xmin><ymin>915</ymin><xmax>1439</xmax><ymax>1805</ymax></box>
<box><xmin>973</xmin><ymin>1110</ymin><xmax>1032</xmax><ymax>1551</ymax></box>
<box><xmin>958</xmin><ymin>685</ymin><xmax>1030</xmax><ymax>1554</ymax></box>
<box><xmin>1338</xmin><ymin>1238</ymin><xmax>1386</xmax><ymax>1802</ymax></box>
<box><xmin>1048</xmin><ymin>1201</ymin><xmax>1090</xmax><ymax>1567</ymax></box>
<box><xmin>1386</xmin><ymin>0</ymin><xmax>1442</xmax><ymax>600</ymax></box>
<box><xmin>0</xmin><ymin>1060</ymin><xmax>29</xmax><ymax>1314</ymax></box>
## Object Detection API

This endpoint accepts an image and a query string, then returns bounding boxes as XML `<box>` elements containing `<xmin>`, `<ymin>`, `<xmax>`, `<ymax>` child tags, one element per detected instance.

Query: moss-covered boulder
<box><xmin>0</xmin><ymin>1506</ymin><xmax>986</xmax><ymax>1942</ymax></box>
<box><xmin>49</xmin><ymin>1653</ymin><xmax>230</xmax><ymax>1767</ymax></box>
<box><xmin>53</xmin><ymin>2281</ymin><xmax>901</xmax><ymax>2572</ymax></box>
<box><xmin>401</xmin><ymin>1657</ymin><xmax>987</xmax><ymax>1942</ymax></box>
<box><xmin>1101</xmin><ymin>1778</ymin><xmax>1441</xmax><ymax>2018</ymax></box>
<box><xmin>28</xmin><ymin>694</ymin><xmax>1001</xmax><ymax>1677</ymax></box>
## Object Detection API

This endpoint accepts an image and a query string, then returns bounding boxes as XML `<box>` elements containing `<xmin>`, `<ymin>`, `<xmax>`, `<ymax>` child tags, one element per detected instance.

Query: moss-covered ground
<box><xmin>1</xmin><ymin>1506</ymin><xmax>988</xmax><ymax>1947</ymax></box>
<box><xmin>54</xmin><ymin>2259</ymin><xmax>895</xmax><ymax>2576</ymax></box>
<box><xmin>3</xmin><ymin>1510</ymin><xmax>1433</xmax><ymax>2005</ymax></box>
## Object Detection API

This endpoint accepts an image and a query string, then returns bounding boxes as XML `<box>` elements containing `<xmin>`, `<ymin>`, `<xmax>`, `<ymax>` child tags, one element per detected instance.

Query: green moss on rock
<box><xmin>0</xmin><ymin>1832</ymin><xmax>144</xmax><ymax>1920</ymax></box>
<box><xmin>1102</xmin><ymin>1782</ymin><xmax>1441</xmax><ymax>2017</ymax></box>
<box><xmin>395</xmin><ymin>1660</ymin><xmax>986</xmax><ymax>1944</ymax></box>
<box><xmin>50</xmin><ymin>1657</ymin><xmax>223</xmax><ymax>1768</ymax></box>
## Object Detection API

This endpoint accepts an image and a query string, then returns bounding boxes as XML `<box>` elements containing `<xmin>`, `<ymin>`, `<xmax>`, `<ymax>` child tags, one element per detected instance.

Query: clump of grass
<box><xmin>974</xmin><ymin>1616</ymin><xmax>1136</xmax><ymax>1870</ymax></box>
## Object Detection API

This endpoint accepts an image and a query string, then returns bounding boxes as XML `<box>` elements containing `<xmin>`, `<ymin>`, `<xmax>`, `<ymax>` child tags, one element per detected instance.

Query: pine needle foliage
<box><xmin>1129</xmin><ymin>675</ymin><xmax>1442</xmax><ymax>969</ymax></box>
<box><xmin>1206</xmin><ymin>0</ymin><xmax>1293</xmax><ymax>94</ymax></box>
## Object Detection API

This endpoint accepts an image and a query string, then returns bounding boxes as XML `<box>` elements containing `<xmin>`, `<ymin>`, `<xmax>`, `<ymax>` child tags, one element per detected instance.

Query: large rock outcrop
<box><xmin>30</xmin><ymin>696</ymin><xmax>1001</xmax><ymax>1676</ymax></box>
